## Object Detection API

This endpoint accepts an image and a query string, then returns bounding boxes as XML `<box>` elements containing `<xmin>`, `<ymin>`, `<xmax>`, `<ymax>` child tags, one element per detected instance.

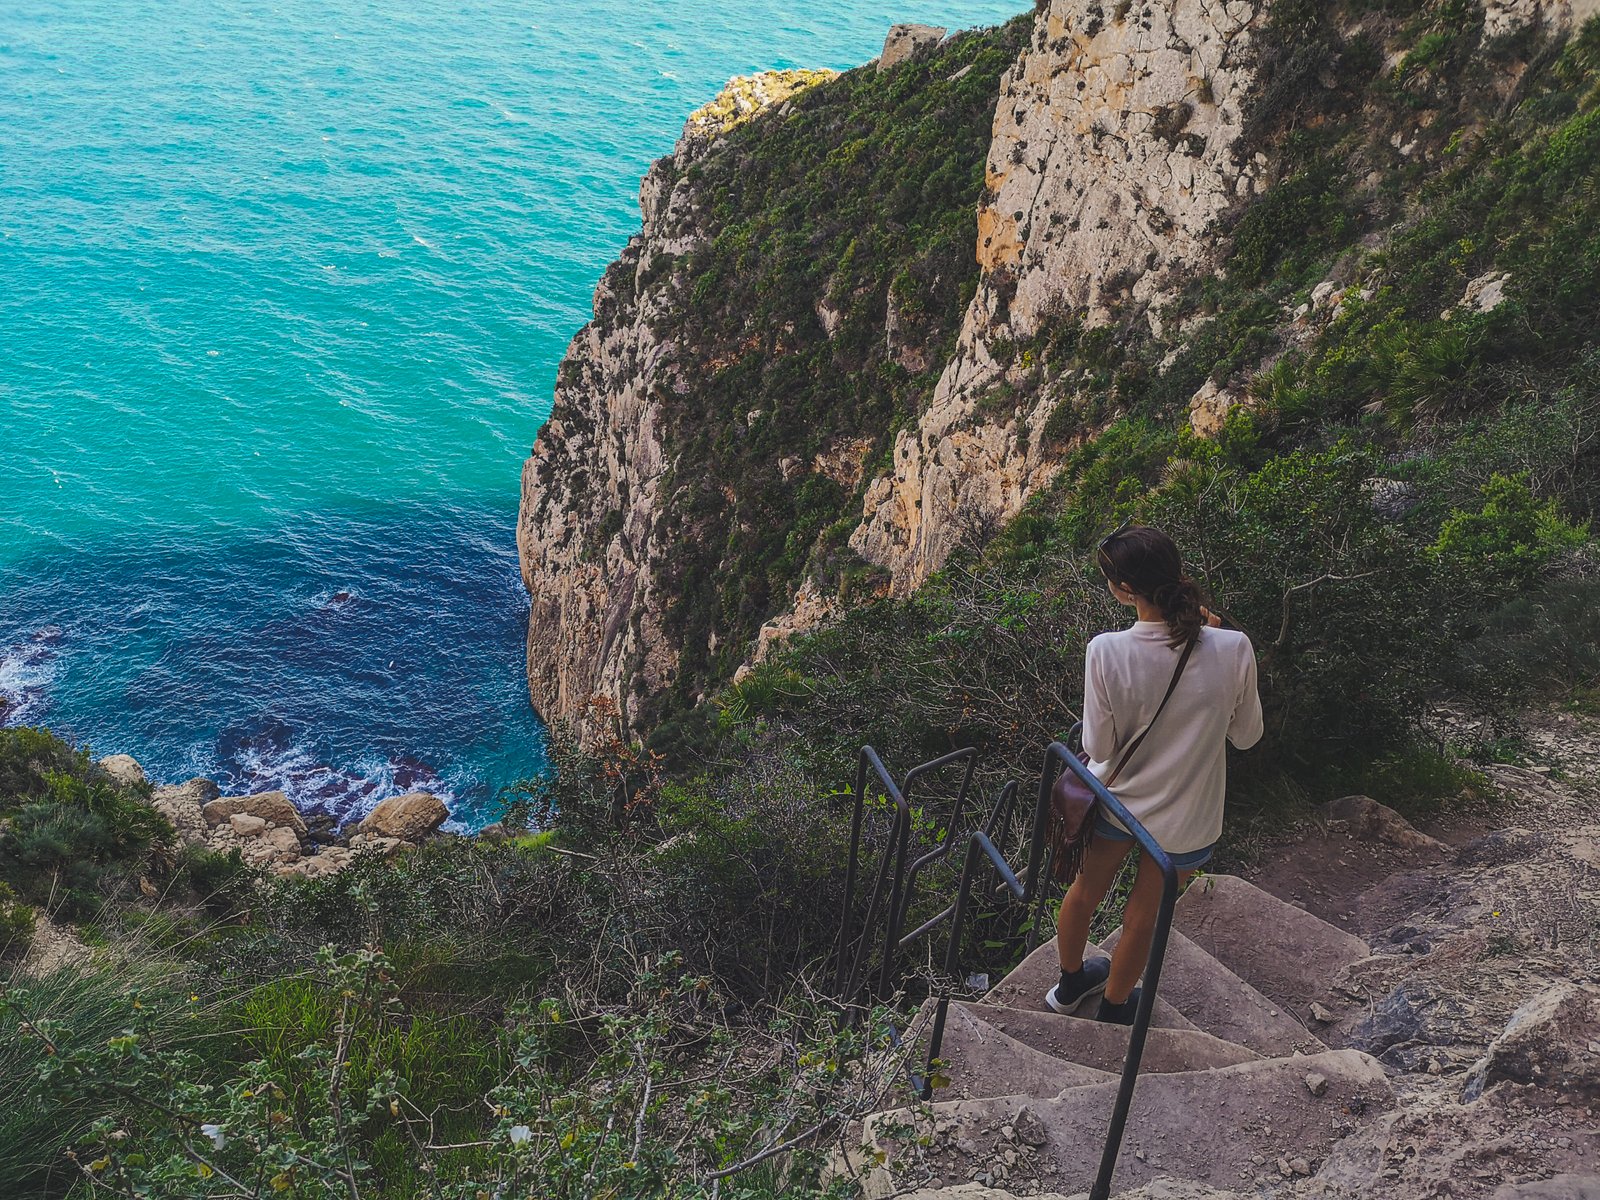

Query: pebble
<box><xmin>1307</xmin><ymin>1072</ymin><xmax>1329</xmax><ymax>1097</ymax></box>
<box><xmin>1291</xmin><ymin>1157</ymin><xmax>1312</xmax><ymax>1176</ymax></box>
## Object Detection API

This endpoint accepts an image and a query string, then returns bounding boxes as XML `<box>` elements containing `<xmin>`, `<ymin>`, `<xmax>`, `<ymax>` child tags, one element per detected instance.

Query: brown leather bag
<box><xmin>1048</xmin><ymin>633</ymin><xmax>1197</xmax><ymax>885</ymax></box>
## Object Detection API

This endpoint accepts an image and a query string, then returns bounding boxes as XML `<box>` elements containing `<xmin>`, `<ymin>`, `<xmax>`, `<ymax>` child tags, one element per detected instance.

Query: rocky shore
<box><xmin>97</xmin><ymin>753</ymin><xmax>451</xmax><ymax>879</ymax></box>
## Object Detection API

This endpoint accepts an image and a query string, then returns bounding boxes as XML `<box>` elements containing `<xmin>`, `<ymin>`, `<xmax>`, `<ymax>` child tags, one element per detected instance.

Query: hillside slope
<box><xmin>520</xmin><ymin>0</ymin><xmax>1600</xmax><ymax>748</ymax></box>
<box><xmin>517</xmin><ymin>23</ymin><xmax>1029</xmax><ymax>738</ymax></box>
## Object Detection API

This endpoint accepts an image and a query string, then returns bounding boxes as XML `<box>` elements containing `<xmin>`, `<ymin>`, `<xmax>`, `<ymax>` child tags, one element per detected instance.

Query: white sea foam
<box><xmin>220</xmin><ymin>731</ymin><xmax>458</xmax><ymax>829</ymax></box>
<box><xmin>0</xmin><ymin>629</ymin><xmax>62</xmax><ymax>727</ymax></box>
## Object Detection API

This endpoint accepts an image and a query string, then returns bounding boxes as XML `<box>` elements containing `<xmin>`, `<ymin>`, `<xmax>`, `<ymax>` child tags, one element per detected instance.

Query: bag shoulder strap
<box><xmin>1104</xmin><ymin>632</ymin><xmax>1198</xmax><ymax>787</ymax></box>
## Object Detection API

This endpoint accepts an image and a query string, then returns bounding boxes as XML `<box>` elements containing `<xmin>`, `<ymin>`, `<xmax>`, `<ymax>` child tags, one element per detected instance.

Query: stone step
<box><xmin>924</xmin><ymin>1000</ymin><xmax>1113</xmax><ymax>1101</ymax></box>
<box><xmin>1101</xmin><ymin>926</ymin><xmax>1318</xmax><ymax>1057</ymax></box>
<box><xmin>981</xmin><ymin>940</ymin><xmax>1201</xmax><ymax>1033</ymax></box>
<box><xmin>959</xmin><ymin>1002</ymin><xmax>1260</xmax><ymax>1076</ymax></box>
<box><xmin>867</xmin><ymin>1048</ymin><xmax>1393</xmax><ymax>1197</ymax></box>
<box><xmin>1173</xmin><ymin>873</ymin><xmax>1371</xmax><ymax>1017</ymax></box>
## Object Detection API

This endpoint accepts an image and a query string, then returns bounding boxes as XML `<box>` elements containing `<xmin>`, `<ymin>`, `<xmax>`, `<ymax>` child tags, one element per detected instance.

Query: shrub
<box><xmin>1432</xmin><ymin>472</ymin><xmax>1590</xmax><ymax>591</ymax></box>
<box><xmin>0</xmin><ymin>882</ymin><xmax>36</xmax><ymax>958</ymax></box>
<box><xmin>0</xmin><ymin>728</ymin><xmax>173</xmax><ymax>918</ymax></box>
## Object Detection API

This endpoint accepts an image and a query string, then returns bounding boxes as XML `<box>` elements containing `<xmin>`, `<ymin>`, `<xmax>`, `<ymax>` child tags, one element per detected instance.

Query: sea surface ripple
<box><xmin>0</xmin><ymin>0</ymin><xmax>1022</xmax><ymax>828</ymax></box>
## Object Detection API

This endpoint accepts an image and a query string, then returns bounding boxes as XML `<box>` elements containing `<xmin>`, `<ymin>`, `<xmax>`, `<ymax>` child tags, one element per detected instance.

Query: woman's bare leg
<box><xmin>1055</xmin><ymin>835</ymin><xmax>1134</xmax><ymax>971</ymax></box>
<box><xmin>1106</xmin><ymin>855</ymin><xmax>1197</xmax><ymax>1002</ymax></box>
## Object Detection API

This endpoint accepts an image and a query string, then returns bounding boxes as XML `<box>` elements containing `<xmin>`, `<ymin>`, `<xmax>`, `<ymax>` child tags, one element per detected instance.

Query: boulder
<box><xmin>350</xmin><ymin>833</ymin><xmax>409</xmax><ymax>859</ymax></box>
<box><xmin>1465</xmin><ymin>983</ymin><xmax>1600</xmax><ymax>1101</ymax></box>
<box><xmin>150</xmin><ymin>778</ymin><xmax>219</xmax><ymax>844</ymax></box>
<box><xmin>878</xmin><ymin>24</ymin><xmax>945</xmax><ymax>72</ymax></box>
<box><xmin>357</xmin><ymin>792</ymin><xmax>447</xmax><ymax>841</ymax></box>
<box><xmin>228</xmin><ymin>813</ymin><xmax>268</xmax><ymax>839</ymax></box>
<box><xmin>1320</xmin><ymin>795</ymin><xmax>1449</xmax><ymax>855</ymax></box>
<box><xmin>1460</xmin><ymin>270</ymin><xmax>1512</xmax><ymax>315</ymax></box>
<box><xmin>202</xmin><ymin>791</ymin><xmax>307</xmax><ymax>837</ymax></box>
<box><xmin>96</xmin><ymin>754</ymin><xmax>147</xmax><ymax>788</ymax></box>
<box><xmin>241</xmin><ymin>824</ymin><xmax>302</xmax><ymax>867</ymax></box>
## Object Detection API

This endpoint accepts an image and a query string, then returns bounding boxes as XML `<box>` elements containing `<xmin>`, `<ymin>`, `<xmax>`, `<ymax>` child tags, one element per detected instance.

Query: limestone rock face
<box><xmin>357</xmin><ymin>792</ymin><xmax>448</xmax><ymax>841</ymax></box>
<box><xmin>517</xmin><ymin>69</ymin><xmax>831</xmax><ymax>738</ymax></box>
<box><xmin>1482</xmin><ymin>0</ymin><xmax>1600</xmax><ymax>42</ymax></box>
<box><xmin>202</xmin><ymin>791</ymin><xmax>308</xmax><ymax>837</ymax></box>
<box><xmin>879</xmin><ymin>24</ymin><xmax>946</xmax><ymax>72</ymax></box>
<box><xmin>850</xmin><ymin>0</ymin><xmax>1269</xmax><ymax>594</ymax></box>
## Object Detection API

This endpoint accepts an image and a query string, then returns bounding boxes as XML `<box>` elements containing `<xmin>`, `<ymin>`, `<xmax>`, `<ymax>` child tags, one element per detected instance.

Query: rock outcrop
<box><xmin>96</xmin><ymin>753</ymin><xmax>147</xmax><ymax>788</ymax></box>
<box><xmin>879</xmin><ymin>24</ymin><xmax>947</xmax><ymax>71</ymax></box>
<box><xmin>132</xmin><ymin>759</ymin><xmax>440</xmax><ymax>879</ymax></box>
<box><xmin>851</xmin><ymin>0</ymin><xmax>1269</xmax><ymax>595</ymax></box>
<box><xmin>516</xmin><ymin>68</ymin><xmax>838</xmax><ymax>738</ymax></box>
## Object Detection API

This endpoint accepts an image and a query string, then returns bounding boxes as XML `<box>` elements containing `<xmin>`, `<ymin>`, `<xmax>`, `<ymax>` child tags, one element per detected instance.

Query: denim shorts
<box><xmin>1093</xmin><ymin>811</ymin><xmax>1215</xmax><ymax>871</ymax></box>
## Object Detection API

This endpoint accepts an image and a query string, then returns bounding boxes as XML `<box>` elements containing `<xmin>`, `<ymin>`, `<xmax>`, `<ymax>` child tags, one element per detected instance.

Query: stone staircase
<box><xmin>854</xmin><ymin>873</ymin><xmax>1395</xmax><ymax>1198</ymax></box>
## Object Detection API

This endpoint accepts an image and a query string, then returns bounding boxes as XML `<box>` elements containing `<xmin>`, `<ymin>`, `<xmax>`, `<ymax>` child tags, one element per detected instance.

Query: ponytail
<box><xmin>1151</xmin><ymin>576</ymin><xmax>1205</xmax><ymax>648</ymax></box>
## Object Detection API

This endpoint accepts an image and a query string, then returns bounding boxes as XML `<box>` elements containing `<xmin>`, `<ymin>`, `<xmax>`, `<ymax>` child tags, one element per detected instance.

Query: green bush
<box><xmin>0</xmin><ymin>730</ymin><xmax>173</xmax><ymax>918</ymax></box>
<box><xmin>0</xmin><ymin>882</ymin><xmax>36</xmax><ymax>957</ymax></box>
<box><xmin>1432</xmin><ymin>472</ymin><xmax>1590</xmax><ymax>589</ymax></box>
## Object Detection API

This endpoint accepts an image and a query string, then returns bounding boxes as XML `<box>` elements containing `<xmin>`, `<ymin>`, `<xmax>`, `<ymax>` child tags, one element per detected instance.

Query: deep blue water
<box><xmin>0</xmin><ymin>0</ymin><xmax>1023</xmax><ymax>828</ymax></box>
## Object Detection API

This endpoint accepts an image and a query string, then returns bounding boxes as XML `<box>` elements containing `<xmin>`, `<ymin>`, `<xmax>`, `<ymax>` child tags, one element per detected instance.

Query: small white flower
<box><xmin>508</xmin><ymin>1124</ymin><xmax>532</xmax><ymax>1145</ymax></box>
<box><xmin>199</xmin><ymin>1123</ymin><xmax>226</xmax><ymax>1151</ymax></box>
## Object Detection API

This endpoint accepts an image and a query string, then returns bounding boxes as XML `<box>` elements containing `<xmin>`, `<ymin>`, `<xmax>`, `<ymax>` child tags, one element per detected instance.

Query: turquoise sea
<box><xmin>0</xmin><ymin>0</ymin><xmax>1022</xmax><ymax>828</ymax></box>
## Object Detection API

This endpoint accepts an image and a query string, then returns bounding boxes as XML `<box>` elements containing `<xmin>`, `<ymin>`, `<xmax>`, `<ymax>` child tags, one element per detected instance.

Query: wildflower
<box><xmin>88</xmin><ymin>1158</ymin><xmax>110</xmax><ymax>1173</ymax></box>
<box><xmin>200</xmin><ymin>1123</ymin><xmax>226</xmax><ymax>1150</ymax></box>
<box><xmin>509</xmin><ymin>1125</ymin><xmax>532</xmax><ymax>1145</ymax></box>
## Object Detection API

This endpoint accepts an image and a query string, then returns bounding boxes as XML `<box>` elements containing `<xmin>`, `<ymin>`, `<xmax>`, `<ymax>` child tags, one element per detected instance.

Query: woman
<box><xmin>1046</xmin><ymin>524</ymin><xmax>1263</xmax><ymax>1024</ymax></box>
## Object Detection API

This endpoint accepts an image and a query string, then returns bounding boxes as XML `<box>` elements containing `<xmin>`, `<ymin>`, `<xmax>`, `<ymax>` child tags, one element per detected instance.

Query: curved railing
<box><xmin>839</xmin><ymin>728</ymin><xmax>1179</xmax><ymax>1200</ymax></box>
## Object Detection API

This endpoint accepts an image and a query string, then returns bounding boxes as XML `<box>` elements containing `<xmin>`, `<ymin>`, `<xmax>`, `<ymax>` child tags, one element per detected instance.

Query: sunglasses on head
<box><xmin>1099</xmin><ymin>516</ymin><xmax>1135</xmax><ymax>549</ymax></box>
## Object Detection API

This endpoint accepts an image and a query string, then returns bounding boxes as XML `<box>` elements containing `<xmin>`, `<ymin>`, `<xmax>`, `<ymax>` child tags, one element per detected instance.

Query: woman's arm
<box><xmin>1082</xmin><ymin>637</ymin><xmax>1118</xmax><ymax>761</ymax></box>
<box><xmin>1228</xmin><ymin>644</ymin><xmax>1265</xmax><ymax>750</ymax></box>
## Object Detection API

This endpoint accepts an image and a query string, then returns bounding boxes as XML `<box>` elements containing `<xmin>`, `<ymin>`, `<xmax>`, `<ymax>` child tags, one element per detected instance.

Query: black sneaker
<box><xmin>1045</xmin><ymin>958</ymin><xmax>1110</xmax><ymax>1015</ymax></box>
<box><xmin>1096</xmin><ymin>987</ymin><xmax>1142</xmax><ymax>1026</ymax></box>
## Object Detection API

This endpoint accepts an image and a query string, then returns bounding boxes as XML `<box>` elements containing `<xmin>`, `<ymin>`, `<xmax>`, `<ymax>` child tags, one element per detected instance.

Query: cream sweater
<box><xmin>1082</xmin><ymin>621</ymin><xmax>1263</xmax><ymax>854</ymax></box>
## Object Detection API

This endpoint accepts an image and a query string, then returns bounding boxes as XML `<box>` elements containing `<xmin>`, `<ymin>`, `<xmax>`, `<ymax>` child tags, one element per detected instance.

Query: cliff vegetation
<box><xmin>9</xmin><ymin>2</ymin><xmax>1600</xmax><ymax>1197</ymax></box>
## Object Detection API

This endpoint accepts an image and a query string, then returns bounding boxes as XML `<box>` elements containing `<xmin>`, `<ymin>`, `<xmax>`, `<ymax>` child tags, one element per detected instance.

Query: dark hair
<box><xmin>1096</xmin><ymin>525</ymin><xmax>1205</xmax><ymax>648</ymax></box>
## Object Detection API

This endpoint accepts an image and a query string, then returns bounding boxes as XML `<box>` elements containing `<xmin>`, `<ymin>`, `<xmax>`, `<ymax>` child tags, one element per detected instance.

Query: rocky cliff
<box><xmin>518</xmin><ymin>24</ymin><xmax>1028</xmax><ymax>737</ymax></box>
<box><xmin>852</xmin><ymin>0</ymin><xmax>1271</xmax><ymax>592</ymax></box>
<box><xmin>520</xmin><ymin>0</ymin><xmax>1600</xmax><ymax>739</ymax></box>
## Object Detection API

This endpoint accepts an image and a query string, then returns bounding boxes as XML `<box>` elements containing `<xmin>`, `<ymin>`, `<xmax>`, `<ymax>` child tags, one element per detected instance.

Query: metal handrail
<box><xmin>912</xmin><ymin>728</ymin><xmax>1180</xmax><ymax>1200</ymax></box>
<box><xmin>834</xmin><ymin>745</ymin><xmax>979</xmax><ymax>1004</ymax></box>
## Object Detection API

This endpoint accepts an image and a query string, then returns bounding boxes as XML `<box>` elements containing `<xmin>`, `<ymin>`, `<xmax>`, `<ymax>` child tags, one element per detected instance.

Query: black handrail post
<box><xmin>1042</xmin><ymin>734</ymin><xmax>1179</xmax><ymax>1200</ymax></box>
<box><xmin>1090</xmin><ymin>852</ymin><xmax>1178</xmax><ymax>1200</ymax></box>
<box><xmin>834</xmin><ymin>750</ymin><xmax>871</xmax><ymax>995</ymax></box>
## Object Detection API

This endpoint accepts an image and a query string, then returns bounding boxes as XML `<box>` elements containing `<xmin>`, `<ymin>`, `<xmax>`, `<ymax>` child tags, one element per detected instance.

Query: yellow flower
<box><xmin>88</xmin><ymin>1158</ymin><xmax>110</xmax><ymax>1173</ymax></box>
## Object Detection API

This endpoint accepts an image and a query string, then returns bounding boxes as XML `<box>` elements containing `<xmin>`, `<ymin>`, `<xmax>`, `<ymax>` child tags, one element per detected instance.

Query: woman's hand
<box><xmin>1200</xmin><ymin>606</ymin><xmax>1224</xmax><ymax>628</ymax></box>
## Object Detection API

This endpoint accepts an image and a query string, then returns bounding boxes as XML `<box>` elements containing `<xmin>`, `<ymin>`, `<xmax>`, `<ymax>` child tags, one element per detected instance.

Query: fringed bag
<box><xmin>1048</xmin><ymin>633</ymin><xmax>1196</xmax><ymax>886</ymax></box>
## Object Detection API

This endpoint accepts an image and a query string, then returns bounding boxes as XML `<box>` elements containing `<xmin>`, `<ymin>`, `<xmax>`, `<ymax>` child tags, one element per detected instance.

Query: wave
<box><xmin>212</xmin><ymin>717</ymin><xmax>462</xmax><ymax>830</ymax></box>
<box><xmin>0</xmin><ymin>627</ymin><xmax>63</xmax><ymax>728</ymax></box>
